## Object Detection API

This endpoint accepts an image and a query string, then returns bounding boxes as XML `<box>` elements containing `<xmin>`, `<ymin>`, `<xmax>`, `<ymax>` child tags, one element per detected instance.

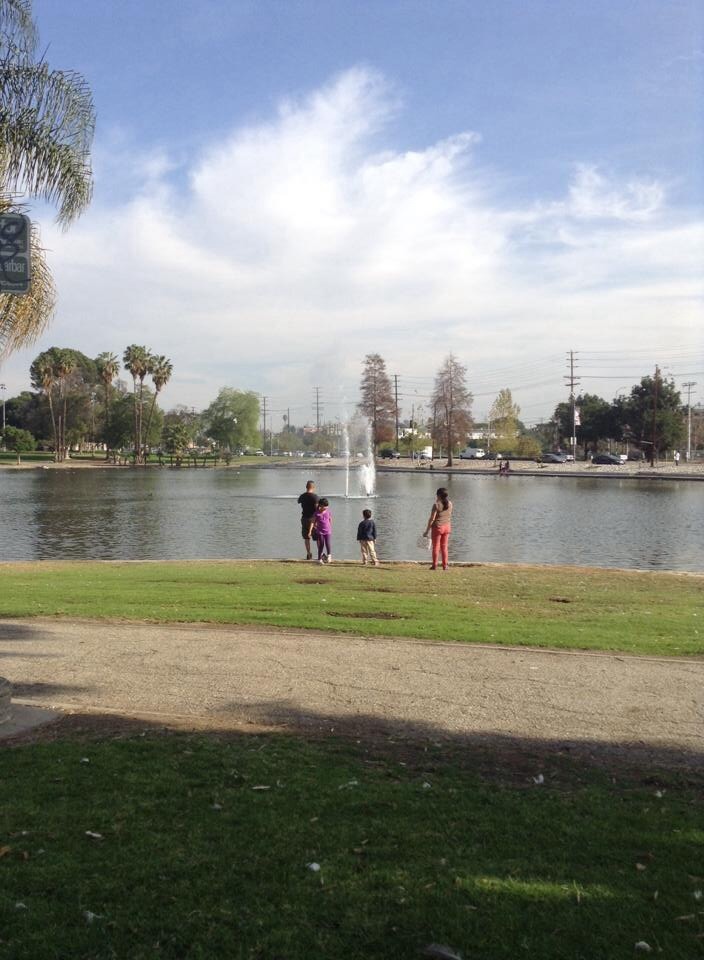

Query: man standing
<box><xmin>297</xmin><ymin>480</ymin><xmax>318</xmax><ymax>560</ymax></box>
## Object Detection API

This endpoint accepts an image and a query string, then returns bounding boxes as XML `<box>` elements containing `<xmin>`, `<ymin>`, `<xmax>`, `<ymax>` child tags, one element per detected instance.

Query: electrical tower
<box><xmin>313</xmin><ymin>387</ymin><xmax>322</xmax><ymax>433</ymax></box>
<box><xmin>650</xmin><ymin>365</ymin><xmax>660</xmax><ymax>467</ymax></box>
<box><xmin>563</xmin><ymin>350</ymin><xmax>580</xmax><ymax>460</ymax></box>
<box><xmin>683</xmin><ymin>380</ymin><xmax>697</xmax><ymax>462</ymax></box>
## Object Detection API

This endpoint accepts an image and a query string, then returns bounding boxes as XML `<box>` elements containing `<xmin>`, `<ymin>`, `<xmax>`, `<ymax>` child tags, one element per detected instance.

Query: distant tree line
<box><xmin>3</xmin><ymin>347</ymin><xmax>267</xmax><ymax>464</ymax></box>
<box><xmin>356</xmin><ymin>354</ymin><xmax>695</xmax><ymax>463</ymax></box>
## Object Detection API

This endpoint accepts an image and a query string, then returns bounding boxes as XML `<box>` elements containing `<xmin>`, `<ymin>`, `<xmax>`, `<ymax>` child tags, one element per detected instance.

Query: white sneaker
<box><xmin>326</xmin><ymin>556</ymin><xmax>333</xmax><ymax>563</ymax></box>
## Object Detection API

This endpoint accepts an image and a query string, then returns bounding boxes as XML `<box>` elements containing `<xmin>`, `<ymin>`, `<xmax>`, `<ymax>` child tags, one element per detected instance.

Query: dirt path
<box><xmin>1</xmin><ymin>618</ymin><xmax>702</xmax><ymax>764</ymax></box>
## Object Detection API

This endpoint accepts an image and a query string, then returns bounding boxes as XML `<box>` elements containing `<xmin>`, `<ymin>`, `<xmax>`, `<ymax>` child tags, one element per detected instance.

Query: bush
<box><xmin>2</xmin><ymin>426</ymin><xmax>36</xmax><ymax>463</ymax></box>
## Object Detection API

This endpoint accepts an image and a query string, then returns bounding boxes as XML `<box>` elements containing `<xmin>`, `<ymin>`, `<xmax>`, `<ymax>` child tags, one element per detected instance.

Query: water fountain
<box><xmin>341</xmin><ymin>417</ymin><xmax>376</xmax><ymax>498</ymax></box>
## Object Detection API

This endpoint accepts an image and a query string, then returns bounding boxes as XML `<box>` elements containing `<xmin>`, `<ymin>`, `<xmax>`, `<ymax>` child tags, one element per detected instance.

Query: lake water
<box><xmin>1</xmin><ymin>466</ymin><xmax>702</xmax><ymax>572</ymax></box>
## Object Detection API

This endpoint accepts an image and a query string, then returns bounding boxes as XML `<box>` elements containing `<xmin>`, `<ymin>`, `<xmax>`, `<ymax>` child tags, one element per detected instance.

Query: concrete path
<box><xmin>1</xmin><ymin>618</ymin><xmax>702</xmax><ymax>763</ymax></box>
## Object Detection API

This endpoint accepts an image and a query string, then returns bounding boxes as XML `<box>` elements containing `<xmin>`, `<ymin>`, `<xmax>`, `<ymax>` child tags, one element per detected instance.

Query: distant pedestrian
<box><xmin>314</xmin><ymin>498</ymin><xmax>333</xmax><ymax>564</ymax></box>
<box><xmin>674</xmin><ymin>450</ymin><xmax>680</xmax><ymax>467</ymax></box>
<box><xmin>357</xmin><ymin>509</ymin><xmax>379</xmax><ymax>566</ymax></box>
<box><xmin>297</xmin><ymin>480</ymin><xmax>318</xmax><ymax>560</ymax></box>
<box><xmin>424</xmin><ymin>486</ymin><xmax>453</xmax><ymax>571</ymax></box>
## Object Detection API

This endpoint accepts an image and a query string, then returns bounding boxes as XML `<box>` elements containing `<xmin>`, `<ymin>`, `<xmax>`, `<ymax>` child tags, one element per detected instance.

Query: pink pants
<box><xmin>431</xmin><ymin>525</ymin><xmax>451</xmax><ymax>569</ymax></box>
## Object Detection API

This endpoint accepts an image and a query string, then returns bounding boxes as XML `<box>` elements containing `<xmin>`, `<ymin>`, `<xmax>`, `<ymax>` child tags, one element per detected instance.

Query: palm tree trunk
<box><xmin>143</xmin><ymin>391</ymin><xmax>160</xmax><ymax>459</ymax></box>
<box><xmin>47</xmin><ymin>390</ymin><xmax>58</xmax><ymax>461</ymax></box>
<box><xmin>62</xmin><ymin>390</ymin><xmax>68</xmax><ymax>461</ymax></box>
<box><xmin>104</xmin><ymin>381</ymin><xmax>110</xmax><ymax>460</ymax></box>
<box><xmin>138</xmin><ymin>379</ymin><xmax>145</xmax><ymax>464</ymax></box>
<box><xmin>131</xmin><ymin>375</ymin><xmax>139</xmax><ymax>464</ymax></box>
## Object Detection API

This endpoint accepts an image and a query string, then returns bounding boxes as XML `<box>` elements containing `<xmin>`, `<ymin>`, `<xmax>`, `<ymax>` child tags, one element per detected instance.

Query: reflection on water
<box><xmin>0</xmin><ymin>467</ymin><xmax>702</xmax><ymax>571</ymax></box>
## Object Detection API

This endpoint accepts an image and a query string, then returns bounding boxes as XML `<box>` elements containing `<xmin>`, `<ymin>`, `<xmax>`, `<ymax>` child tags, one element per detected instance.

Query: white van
<box><xmin>460</xmin><ymin>447</ymin><xmax>485</xmax><ymax>459</ymax></box>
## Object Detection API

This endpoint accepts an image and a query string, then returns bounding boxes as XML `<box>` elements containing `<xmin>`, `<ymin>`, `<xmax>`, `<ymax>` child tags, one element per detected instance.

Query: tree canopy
<box><xmin>202</xmin><ymin>388</ymin><xmax>260</xmax><ymax>451</ymax></box>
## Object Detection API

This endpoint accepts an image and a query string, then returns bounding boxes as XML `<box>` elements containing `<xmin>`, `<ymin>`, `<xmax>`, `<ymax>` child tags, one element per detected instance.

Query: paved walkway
<box><xmin>1</xmin><ymin>618</ymin><xmax>702</xmax><ymax>763</ymax></box>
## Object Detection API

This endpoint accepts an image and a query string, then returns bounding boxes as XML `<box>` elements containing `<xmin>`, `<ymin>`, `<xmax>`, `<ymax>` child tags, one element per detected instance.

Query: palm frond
<box><xmin>0</xmin><ymin>62</ymin><xmax>95</xmax><ymax>224</ymax></box>
<box><xmin>0</xmin><ymin>0</ymin><xmax>37</xmax><ymax>58</ymax></box>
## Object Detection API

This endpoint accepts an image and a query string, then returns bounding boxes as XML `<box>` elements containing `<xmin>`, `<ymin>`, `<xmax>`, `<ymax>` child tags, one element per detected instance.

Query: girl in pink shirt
<box><xmin>313</xmin><ymin>499</ymin><xmax>333</xmax><ymax>564</ymax></box>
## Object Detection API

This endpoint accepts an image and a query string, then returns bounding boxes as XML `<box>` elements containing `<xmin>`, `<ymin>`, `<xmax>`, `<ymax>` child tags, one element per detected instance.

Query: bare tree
<box><xmin>358</xmin><ymin>353</ymin><xmax>395</xmax><ymax>452</ymax></box>
<box><xmin>431</xmin><ymin>353</ymin><xmax>473</xmax><ymax>466</ymax></box>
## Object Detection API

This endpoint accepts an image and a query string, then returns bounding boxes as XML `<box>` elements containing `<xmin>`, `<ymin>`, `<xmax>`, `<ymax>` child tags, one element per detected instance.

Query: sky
<box><xmin>1</xmin><ymin>0</ymin><xmax>703</xmax><ymax>428</ymax></box>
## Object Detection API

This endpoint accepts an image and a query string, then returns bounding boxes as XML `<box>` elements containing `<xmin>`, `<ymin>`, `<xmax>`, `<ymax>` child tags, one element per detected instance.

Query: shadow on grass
<box><xmin>203</xmin><ymin>698</ymin><xmax>704</xmax><ymax>779</ymax></box>
<box><xmin>1</xmin><ymin>710</ymin><xmax>703</xmax><ymax>960</ymax></box>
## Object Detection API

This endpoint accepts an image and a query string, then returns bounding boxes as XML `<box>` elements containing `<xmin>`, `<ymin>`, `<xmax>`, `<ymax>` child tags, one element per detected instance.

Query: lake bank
<box><xmin>2</xmin><ymin>454</ymin><xmax>702</xmax><ymax>481</ymax></box>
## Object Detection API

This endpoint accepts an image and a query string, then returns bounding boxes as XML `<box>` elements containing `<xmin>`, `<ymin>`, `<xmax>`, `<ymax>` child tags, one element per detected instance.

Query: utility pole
<box><xmin>0</xmin><ymin>383</ymin><xmax>5</xmax><ymax>451</ymax></box>
<box><xmin>563</xmin><ymin>350</ymin><xmax>580</xmax><ymax>460</ymax></box>
<box><xmin>650</xmin><ymin>365</ymin><xmax>660</xmax><ymax>467</ymax></box>
<box><xmin>314</xmin><ymin>387</ymin><xmax>321</xmax><ymax>433</ymax></box>
<box><xmin>683</xmin><ymin>381</ymin><xmax>697</xmax><ymax>462</ymax></box>
<box><xmin>261</xmin><ymin>395</ymin><xmax>267</xmax><ymax>452</ymax></box>
<box><xmin>410</xmin><ymin>402</ymin><xmax>415</xmax><ymax>460</ymax></box>
<box><xmin>394</xmin><ymin>374</ymin><xmax>400</xmax><ymax>452</ymax></box>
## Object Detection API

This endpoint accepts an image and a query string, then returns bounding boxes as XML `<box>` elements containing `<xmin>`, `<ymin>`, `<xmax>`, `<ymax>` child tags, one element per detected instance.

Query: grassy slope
<box><xmin>1</xmin><ymin>732</ymin><xmax>702</xmax><ymax>960</ymax></box>
<box><xmin>0</xmin><ymin>560</ymin><xmax>702</xmax><ymax>656</ymax></box>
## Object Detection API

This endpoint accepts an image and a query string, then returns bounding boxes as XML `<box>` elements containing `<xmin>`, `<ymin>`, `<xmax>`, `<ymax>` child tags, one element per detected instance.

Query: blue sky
<box><xmin>3</xmin><ymin>0</ymin><xmax>702</xmax><ymax>425</ymax></box>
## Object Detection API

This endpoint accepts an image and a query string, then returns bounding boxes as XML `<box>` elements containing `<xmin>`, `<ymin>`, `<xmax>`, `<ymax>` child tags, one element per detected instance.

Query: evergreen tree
<box><xmin>358</xmin><ymin>353</ymin><xmax>395</xmax><ymax>452</ymax></box>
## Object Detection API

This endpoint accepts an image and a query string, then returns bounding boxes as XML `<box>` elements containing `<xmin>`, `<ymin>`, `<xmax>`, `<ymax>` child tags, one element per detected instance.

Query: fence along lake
<box><xmin>1</xmin><ymin>466</ymin><xmax>702</xmax><ymax>571</ymax></box>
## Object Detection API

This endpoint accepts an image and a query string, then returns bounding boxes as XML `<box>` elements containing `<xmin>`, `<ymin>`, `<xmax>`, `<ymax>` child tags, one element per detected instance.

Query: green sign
<box><xmin>0</xmin><ymin>213</ymin><xmax>31</xmax><ymax>294</ymax></box>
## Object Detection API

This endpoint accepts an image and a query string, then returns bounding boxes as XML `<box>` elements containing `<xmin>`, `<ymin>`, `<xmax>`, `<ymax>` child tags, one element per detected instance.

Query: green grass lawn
<box><xmin>1</xmin><ymin>730</ymin><xmax>702</xmax><ymax>960</ymax></box>
<box><xmin>0</xmin><ymin>560</ymin><xmax>702</xmax><ymax>656</ymax></box>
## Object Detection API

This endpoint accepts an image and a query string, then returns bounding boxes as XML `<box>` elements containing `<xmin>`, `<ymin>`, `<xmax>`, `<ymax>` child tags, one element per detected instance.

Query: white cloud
<box><xmin>564</xmin><ymin>164</ymin><xmax>665</xmax><ymax>221</ymax></box>
<box><xmin>2</xmin><ymin>67</ymin><xmax>701</xmax><ymax>424</ymax></box>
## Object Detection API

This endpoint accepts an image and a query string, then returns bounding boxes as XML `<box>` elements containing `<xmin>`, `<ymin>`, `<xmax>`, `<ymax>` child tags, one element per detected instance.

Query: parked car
<box><xmin>460</xmin><ymin>447</ymin><xmax>485</xmax><ymax>459</ymax></box>
<box><xmin>539</xmin><ymin>452</ymin><xmax>567</xmax><ymax>464</ymax></box>
<box><xmin>591</xmin><ymin>453</ymin><xmax>622</xmax><ymax>465</ymax></box>
<box><xmin>379</xmin><ymin>449</ymin><xmax>400</xmax><ymax>459</ymax></box>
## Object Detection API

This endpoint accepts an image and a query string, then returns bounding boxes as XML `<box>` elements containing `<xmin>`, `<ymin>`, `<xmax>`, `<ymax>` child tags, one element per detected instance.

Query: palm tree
<box><xmin>123</xmin><ymin>345</ymin><xmax>150</xmax><ymax>463</ymax></box>
<box><xmin>30</xmin><ymin>353</ymin><xmax>58</xmax><ymax>459</ymax></box>
<box><xmin>54</xmin><ymin>348</ymin><xmax>76</xmax><ymax>460</ymax></box>
<box><xmin>0</xmin><ymin>0</ymin><xmax>95</xmax><ymax>358</ymax></box>
<box><xmin>143</xmin><ymin>355</ymin><xmax>173</xmax><ymax>460</ymax></box>
<box><xmin>96</xmin><ymin>351</ymin><xmax>119</xmax><ymax>456</ymax></box>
